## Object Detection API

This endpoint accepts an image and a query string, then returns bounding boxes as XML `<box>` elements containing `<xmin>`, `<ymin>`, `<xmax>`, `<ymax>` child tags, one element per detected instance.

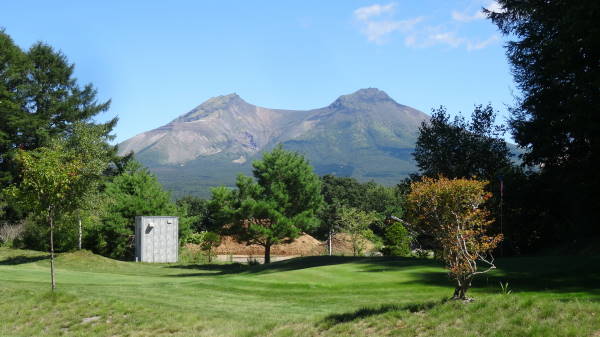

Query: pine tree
<box><xmin>0</xmin><ymin>29</ymin><xmax>116</xmax><ymax>188</ymax></box>
<box><xmin>234</xmin><ymin>145</ymin><xmax>323</xmax><ymax>263</ymax></box>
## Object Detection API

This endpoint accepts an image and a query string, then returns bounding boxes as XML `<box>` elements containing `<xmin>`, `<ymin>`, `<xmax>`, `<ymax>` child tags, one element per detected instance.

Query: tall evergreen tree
<box><xmin>488</xmin><ymin>1</ymin><xmax>600</xmax><ymax>236</ymax></box>
<box><xmin>0</xmin><ymin>29</ymin><xmax>116</xmax><ymax>189</ymax></box>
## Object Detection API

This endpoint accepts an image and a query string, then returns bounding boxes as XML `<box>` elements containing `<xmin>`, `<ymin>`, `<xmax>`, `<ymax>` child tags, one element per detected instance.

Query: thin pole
<box><xmin>50</xmin><ymin>215</ymin><xmax>56</xmax><ymax>291</ymax></box>
<box><xmin>328</xmin><ymin>227</ymin><xmax>333</xmax><ymax>256</ymax></box>
<box><xmin>500</xmin><ymin>178</ymin><xmax>504</xmax><ymax>257</ymax></box>
<box><xmin>78</xmin><ymin>216</ymin><xmax>82</xmax><ymax>250</ymax></box>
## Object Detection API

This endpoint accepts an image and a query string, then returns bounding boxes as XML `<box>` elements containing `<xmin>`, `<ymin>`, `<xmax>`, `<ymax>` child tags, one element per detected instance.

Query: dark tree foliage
<box><xmin>320</xmin><ymin>175</ymin><xmax>403</xmax><ymax>217</ymax></box>
<box><xmin>488</xmin><ymin>0</ymin><xmax>599</xmax><ymax>171</ymax></box>
<box><xmin>488</xmin><ymin>1</ymin><xmax>600</xmax><ymax>238</ymax></box>
<box><xmin>88</xmin><ymin>161</ymin><xmax>182</xmax><ymax>260</ymax></box>
<box><xmin>317</xmin><ymin>175</ymin><xmax>403</xmax><ymax>242</ymax></box>
<box><xmin>0</xmin><ymin>29</ymin><xmax>116</xmax><ymax>202</ymax></box>
<box><xmin>413</xmin><ymin>104</ymin><xmax>511</xmax><ymax>181</ymax></box>
<box><xmin>176</xmin><ymin>196</ymin><xmax>211</xmax><ymax>232</ymax></box>
<box><xmin>412</xmin><ymin>105</ymin><xmax>526</xmax><ymax>254</ymax></box>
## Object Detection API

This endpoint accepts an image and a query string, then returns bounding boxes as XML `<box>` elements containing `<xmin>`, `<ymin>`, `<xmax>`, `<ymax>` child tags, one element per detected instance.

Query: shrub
<box><xmin>382</xmin><ymin>222</ymin><xmax>411</xmax><ymax>256</ymax></box>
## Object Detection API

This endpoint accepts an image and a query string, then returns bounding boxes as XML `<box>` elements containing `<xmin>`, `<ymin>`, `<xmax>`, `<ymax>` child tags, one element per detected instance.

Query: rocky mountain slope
<box><xmin>118</xmin><ymin>88</ymin><xmax>429</xmax><ymax>197</ymax></box>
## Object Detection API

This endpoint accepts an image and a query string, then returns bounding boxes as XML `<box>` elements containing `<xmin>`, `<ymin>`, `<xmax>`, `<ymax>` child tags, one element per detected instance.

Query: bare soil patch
<box><xmin>185</xmin><ymin>232</ymin><xmax>378</xmax><ymax>257</ymax></box>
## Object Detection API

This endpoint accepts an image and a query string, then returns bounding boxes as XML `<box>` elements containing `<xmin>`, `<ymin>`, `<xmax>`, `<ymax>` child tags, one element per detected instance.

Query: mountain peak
<box><xmin>203</xmin><ymin>93</ymin><xmax>245</xmax><ymax>106</ymax></box>
<box><xmin>328</xmin><ymin>88</ymin><xmax>394</xmax><ymax>110</ymax></box>
<box><xmin>351</xmin><ymin>88</ymin><xmax>391</xmax><ymax>99</ymax></box>
<box><xmin>174</xmin><ymin>93</ymin><xmax>251</xmax><ymax>122</ymax></box>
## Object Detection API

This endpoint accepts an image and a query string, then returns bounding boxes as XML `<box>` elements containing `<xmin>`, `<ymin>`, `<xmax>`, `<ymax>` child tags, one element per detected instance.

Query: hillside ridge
<box><xmin>118</xmin><ymin>88</ymin><xmax>429</xmax><ymax>197</ymax></box>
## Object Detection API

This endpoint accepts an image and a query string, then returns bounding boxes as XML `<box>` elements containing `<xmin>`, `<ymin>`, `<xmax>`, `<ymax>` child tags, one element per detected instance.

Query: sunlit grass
<box><xmin>1</xmin><ymin>248</ymin><xmax>599</xmax><ymax>336</ymax></box>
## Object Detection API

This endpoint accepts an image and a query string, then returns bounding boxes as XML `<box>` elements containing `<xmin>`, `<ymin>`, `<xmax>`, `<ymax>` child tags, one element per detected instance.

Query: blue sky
<box><xmin>1</xmin><ymin>0</ymin><xmax>514</xmax><ymax>143</ymax></box>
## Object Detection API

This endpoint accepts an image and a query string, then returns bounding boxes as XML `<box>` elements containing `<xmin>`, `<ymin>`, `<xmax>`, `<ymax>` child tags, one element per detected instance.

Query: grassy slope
<box><xmin>0</xmin><ymin>248</ymin><xmax>599</xmax><ymax>337</ymax></box>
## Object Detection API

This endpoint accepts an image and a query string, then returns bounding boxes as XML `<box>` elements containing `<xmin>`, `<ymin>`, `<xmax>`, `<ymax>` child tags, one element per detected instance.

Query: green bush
<box><xmin>184</xmin><ymin>232</ymin><xmax>205</xmax><ymax>245</ymax></box>
<box><xmin>179</xmin><ymin>245</ymin><xmax>208</xmax><ymax>264</ymax></box>
<box><xmin>382</xmin><ymin>222</ymin><xmax>411</xmax><ymax>256</ymax></box>
<box><xmin>89</xmin><ymin>161</ymin><xmax>186</xmax><ymax>260</ymax></box>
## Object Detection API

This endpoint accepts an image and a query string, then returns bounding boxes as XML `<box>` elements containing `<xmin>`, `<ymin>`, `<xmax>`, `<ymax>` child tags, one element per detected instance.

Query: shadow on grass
<box><xmin>168</xmin><ymin>256</ymin><xmax>433</xmax><ymax>277</ymax></box>
<box><xmin>320</xmin><ymin>299</ymin><xmax>446</xmax><ymax>328</ymax></box>
<box><xmin>169</xmin><ymin>254</ymin><xmax>600</xmax><ymax>298</ymax></box>
<box><xmin>0</xmin><ymin>254</ymin><xmax>49</xmax><ymax>265</ymax></box>
<box><xmin>403</xmin><ymin>255</ymin><xmax>600</xmax><ymax>298</ymax></box>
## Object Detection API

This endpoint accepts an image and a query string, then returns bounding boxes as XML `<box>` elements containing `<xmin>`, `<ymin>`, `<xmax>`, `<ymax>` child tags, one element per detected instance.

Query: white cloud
<box><xmin>466</xmin><ymin>34</ymin><xmax>499</xmax><ymax>50</ymax></box>
<box><xmin>451</xmin><ymin>1</ymin><xmax>504</xmax><ymax>22</ymax></box>
<box><xmin>404</xmin><ymin>25</ymin><xmax>499</xmax><ymax>51</ymax></box>
<box><xmin>354</xmin><ymin>3</ymin><xmax>396</xmax><ymax>21</ymax></box>
<box><xmin>430</xmin><ymin>32</ymin><xmax>465</xmax><ymax>48</ymax></box>
<box><xmin>485</xmin><ymin>1</ymin><xmax>505</xmax><ymax>14</ymax></box>
<box><xmin>361</xmin><ymin>17</ymin><xmax>423</xmax><ymax>43</ymax></box>
<box><xmin>354</xmin><ymin>3</ymin><xmax>423</xmax><ymax>44</ymax></box>
<box><xmin>451</xmin><ymin>10</ymin><xmax>486</xmax><ymax>23</ymax></box>
<box><xmin>353</xmin><ymin>2</ymin><xmax>501</xmax><ymax>50</ymax></box>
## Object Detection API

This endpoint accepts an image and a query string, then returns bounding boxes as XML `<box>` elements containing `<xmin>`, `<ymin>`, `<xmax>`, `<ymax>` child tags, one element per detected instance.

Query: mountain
<box><xmin>118</xmin><ymin>88</ymin><xmax>429</xmax><ymax>198</ymax></box>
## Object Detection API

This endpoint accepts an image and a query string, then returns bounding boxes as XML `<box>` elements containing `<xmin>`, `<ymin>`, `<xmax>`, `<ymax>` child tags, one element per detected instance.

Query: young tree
<box><xmin>406</xmin><ymin>177</ymin><xmax>503</xmax><ymax>300</ymax></box>
<box><xmin>4</xmin><ymin>145</ymin><xmax>87</xmax><ymax>290</ymax></box>
<box><xmin>200</xmin><ymin>231</ymin><xmax>221</xmax><ymax>263</ymax></box>
<box><xmin>233</xmin><ymin>145</ymin><xmax>323</xmax><ymax>263</ymax></box>
<box><xmin>318</xmin><ymin>175</ymin><xmax>404</xmax><ymax>254</ymax></box>
<box><xmin>335</xmin><ymin>207</ymin><xmax>379</xmax><ymax>256</ymax></box>
<box><xmin>319</xmin><ymin>175</ymin><xmax>366</xmax><ymax>254</ymax></box>
<box><xmin>63</xmin><ymin>123</ymin><xmax>115</xmax><ymax>249</ymax></box>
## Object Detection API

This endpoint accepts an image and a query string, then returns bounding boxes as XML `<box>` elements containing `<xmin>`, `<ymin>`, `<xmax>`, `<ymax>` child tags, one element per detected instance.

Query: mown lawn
<box><xmin>0</xmin><ymin>248</ymin><xmax>599</xmax><ymax>336</ymax></box>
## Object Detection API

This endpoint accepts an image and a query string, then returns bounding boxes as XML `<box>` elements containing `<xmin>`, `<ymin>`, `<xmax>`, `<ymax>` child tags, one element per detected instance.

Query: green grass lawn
<box><xmin>1</xmin><ymin>248</ymin><xmax>599</xmax><ymax>337</ymax></box>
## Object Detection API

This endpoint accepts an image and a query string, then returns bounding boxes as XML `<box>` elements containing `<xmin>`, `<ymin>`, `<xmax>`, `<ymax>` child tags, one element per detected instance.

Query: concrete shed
<box><xmin>135</xmin><ymin>216</ymin><xmax>179</xmax><ymax>263</ymax></box>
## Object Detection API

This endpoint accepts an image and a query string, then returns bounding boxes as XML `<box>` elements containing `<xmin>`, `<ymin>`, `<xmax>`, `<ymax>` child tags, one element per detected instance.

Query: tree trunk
<box><xmin>207</xmin><ymin>248</ymin><xmax>212</xmax><ymax>263</ymax></box>
<box><xmin>264</xmin><ymin>244</ymin><xmax>271</xmax><ymax>264</ymax></box>
<box><xmin>78</xmin><ymin>216</ymin><xmax>82</xmax><ymax>250</ymax></box>
<box><xmin>452</xmin><ymin>278</ymin><xmax>471</xmax><ymax>300</ymax></box>
<box><xmin>50</xmin><ymin>216</ymin><xmax>56</xmax><ymax>291</ymax></box>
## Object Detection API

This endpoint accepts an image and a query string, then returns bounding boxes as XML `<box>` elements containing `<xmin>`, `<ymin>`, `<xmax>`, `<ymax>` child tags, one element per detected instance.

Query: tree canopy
<box><xmin>223</xmin><ymin>145</ymin><xmax>323</xmax><ymax>263</ymax></box>
<box><xmin>407</xmin><ymin>177</ymin><xmax>502</xmax><ymax>300</ymax></box>
<box><xmin>0</xmin><ymin>29</ymin><xmax>116</xmax><ymax>222</ymax></box>
<box><xmin>488</xmin><ymin>0</ymin><xmax>599</xmax><ymax>172</ymax></box>
<box><xmin>88</xmin><ymin>160</ymin><xmax>183</xmax><ymax>259</ymax></box>
<box><xmin>413</xmin><ymin>104</ymin><xmax>511</xmax><ymax>181</ymax></box>
<box><xmin>488</xmin><ymin>1</ymin><xmax>600</xmax><ymax>237</ymax></box>
<box><xmin>4</xmin><ymin>141</ymin><xmax>98</xmax><ymax>290</ymax></box>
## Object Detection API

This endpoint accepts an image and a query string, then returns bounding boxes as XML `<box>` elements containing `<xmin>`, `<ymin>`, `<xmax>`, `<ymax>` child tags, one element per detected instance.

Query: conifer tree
<box><xmin>233</xmin><ymin>145</ymin><xmax>323</xmax><ymax>263</ymax></box>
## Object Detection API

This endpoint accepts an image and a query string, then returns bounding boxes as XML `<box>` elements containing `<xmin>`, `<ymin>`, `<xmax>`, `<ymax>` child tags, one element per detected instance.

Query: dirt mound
<box><xmin>211</xmin><ymin>233</ymin><xmax>325</xmax><ymax>256</ymax></box>
<box><xmin>186</xmin><ymin>232</ymin><xmax>378</xmax><ymax>257</ymax></box>
<box><xmin>329</xmin><ymin>232</ymin><xmax>377</xmax><ymax>256</ymax></box>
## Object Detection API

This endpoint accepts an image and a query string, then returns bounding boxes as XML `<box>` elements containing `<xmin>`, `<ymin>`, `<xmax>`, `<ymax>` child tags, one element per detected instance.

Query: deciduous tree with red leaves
<box><xmin>407</xmin><ymin>177</ymin><xmax>503</xmax><ymax>300</ymax></box>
